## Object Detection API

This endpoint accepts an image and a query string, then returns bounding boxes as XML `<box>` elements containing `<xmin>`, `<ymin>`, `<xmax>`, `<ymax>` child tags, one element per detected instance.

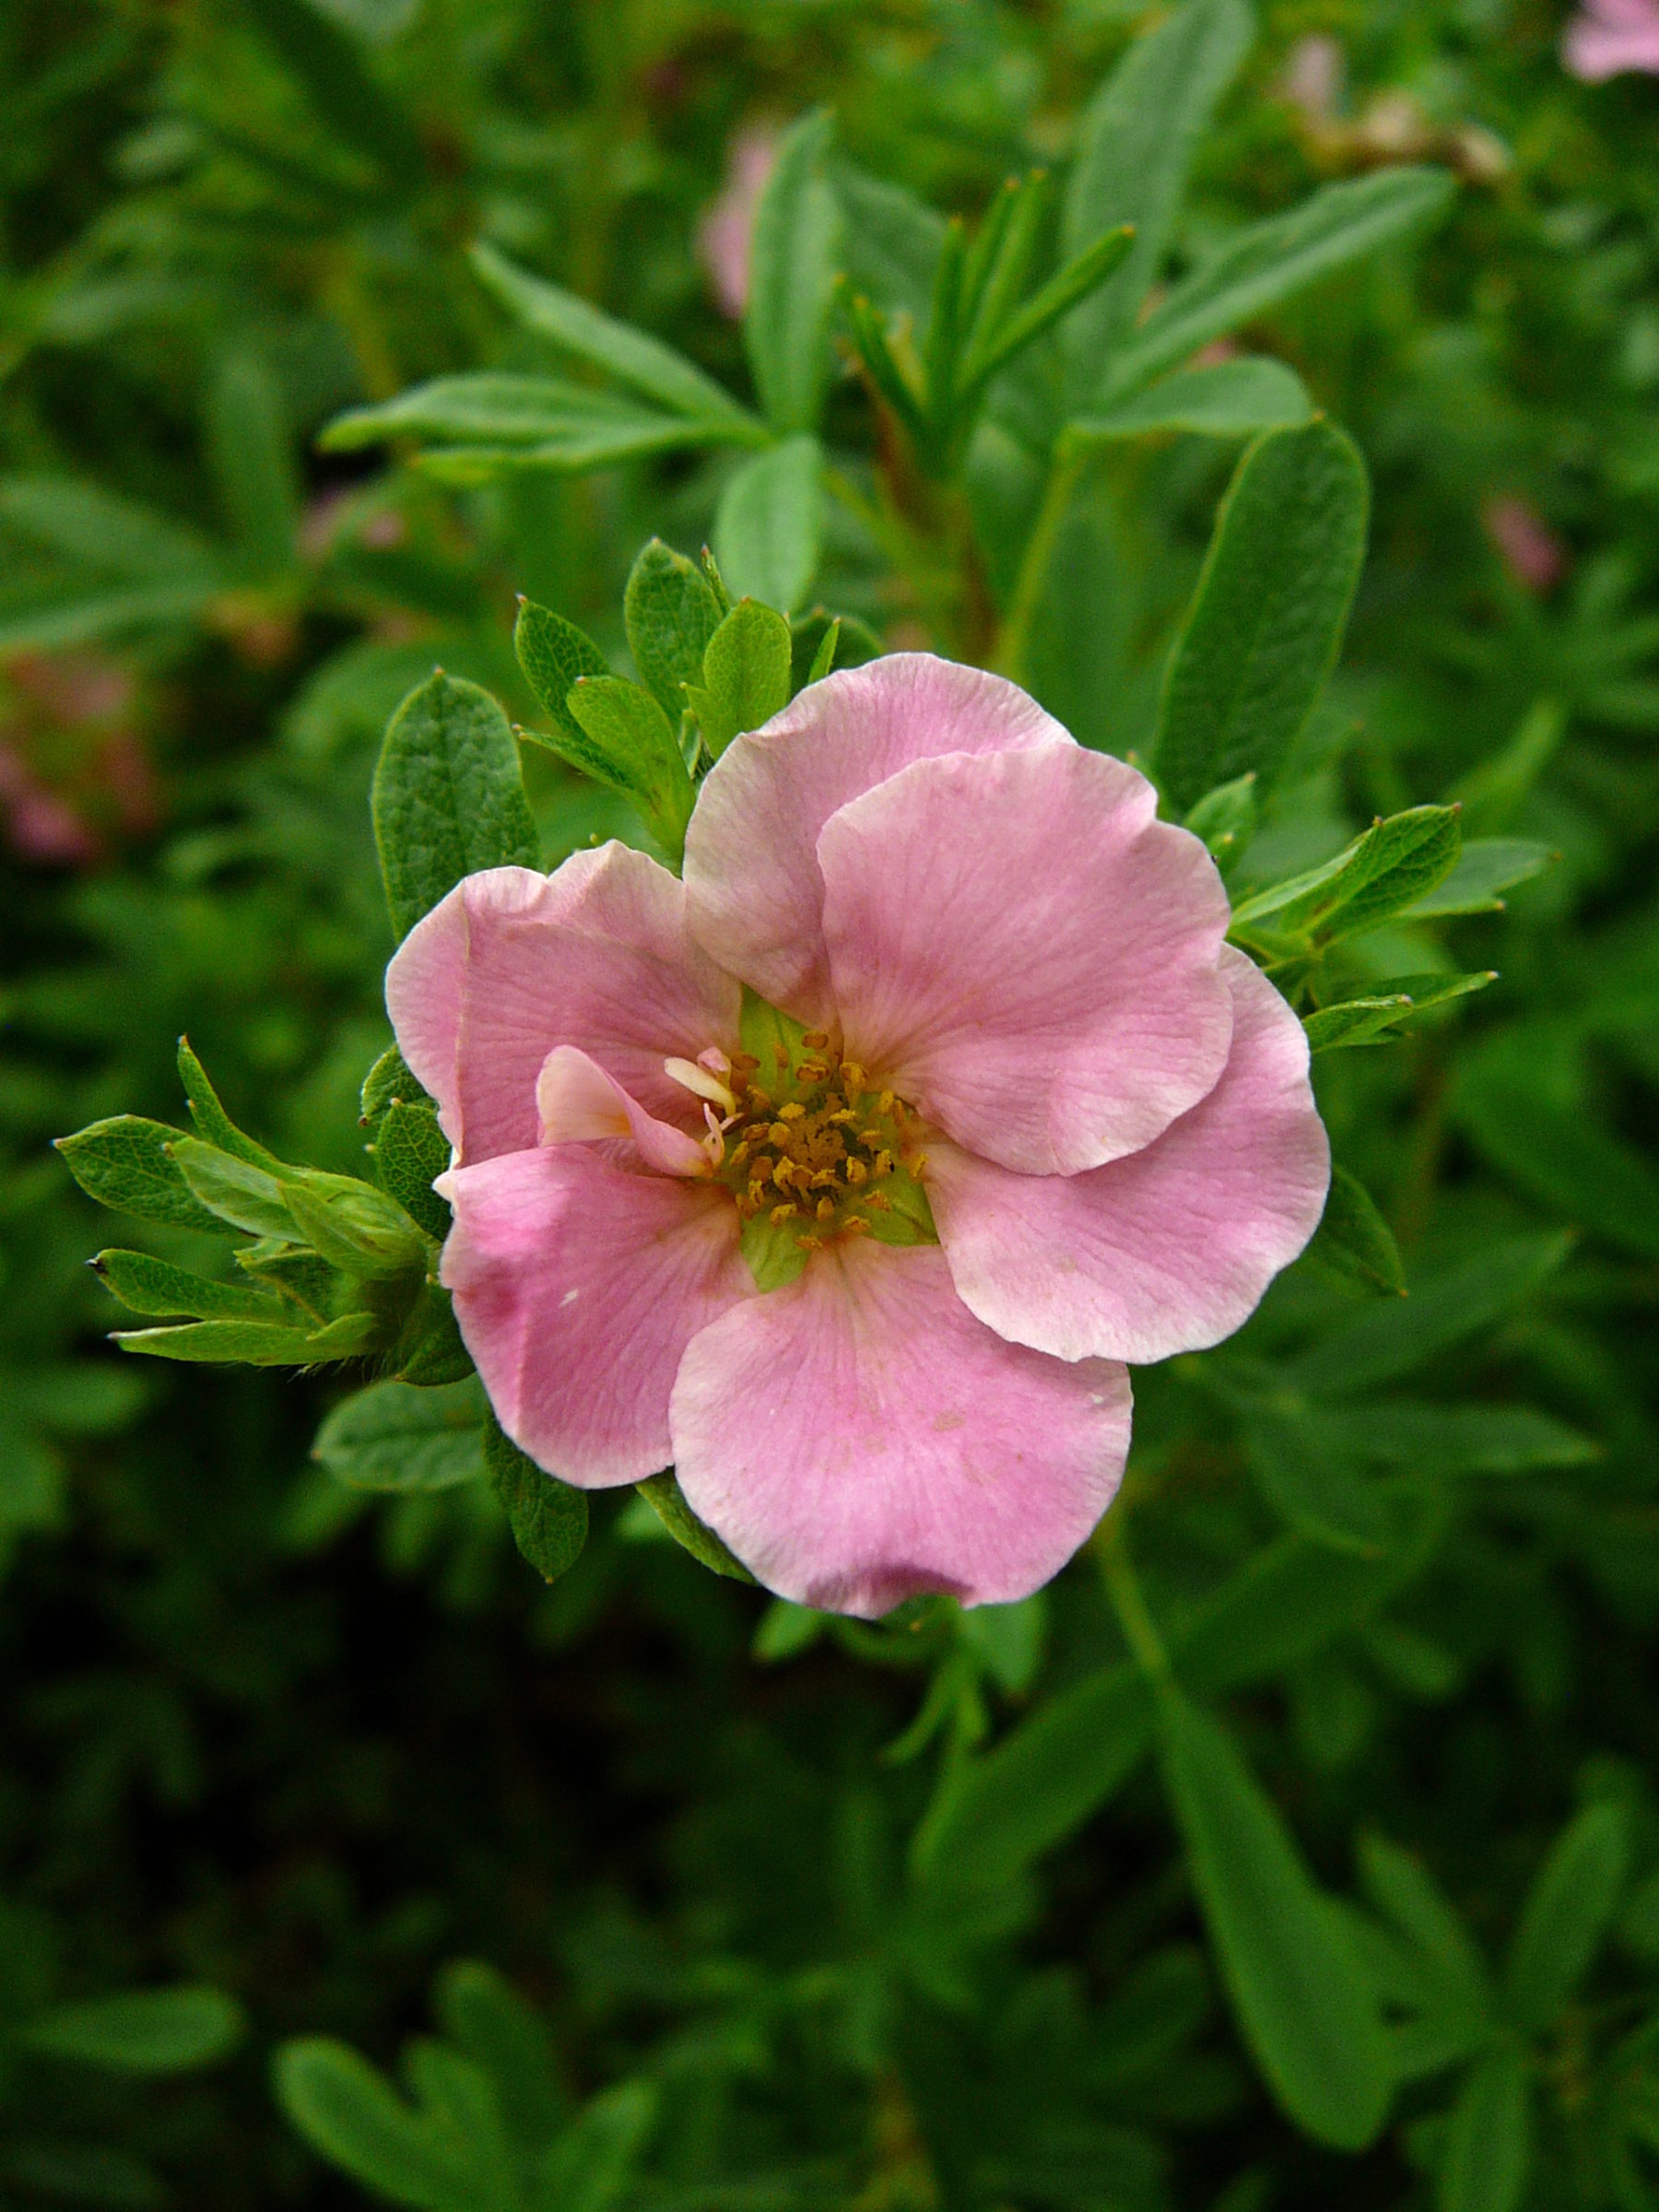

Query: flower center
<box><xmin>666</xmin><ymin>1018</ymin><xmax>935</xmax><ymax>1286</ymax></box>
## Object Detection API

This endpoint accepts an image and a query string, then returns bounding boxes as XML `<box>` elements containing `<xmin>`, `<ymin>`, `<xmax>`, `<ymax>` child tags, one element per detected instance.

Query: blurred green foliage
<box><xmin>6</xmin><ymin>0</ymin><xmax>1659</xmax><ymax>2205</ymax></box>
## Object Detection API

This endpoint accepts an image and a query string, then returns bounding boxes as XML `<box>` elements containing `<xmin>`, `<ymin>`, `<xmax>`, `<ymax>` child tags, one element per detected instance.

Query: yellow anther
<box><xmin>816</xmin><ymin>1196</ymin><xmax>836</xmax><ymax>1221</ymax></box>
<box><xmin>770</xmin><ymin>1203</ymin><xmax>797</xmax><ymax>1227</ymax></box>
<box><xmin>845</xmin><ymin>1158</ymin><xmax>869</xmax><ymax>1186</ymax></box>
<box><xmin>797</xmin><ymin>1059</ymin><xmax>830</xmax><ymax>1084</ymax></box>
<box><xmin>773</xmin><ymin>1043</ymin><xmax>791</xmax><ymax>1070</ymax></box>
<box><xmin>768</xmin><ymin>1122</ymin><xmax>793</xmax><ymax>1147</ymax></box>
<box><xmin>874</xmin><ymin>1149</ymin><xmax>894</xmax><ymax>1178</ymax></box>
<box><xmin>830</xmin><ymin>1108</ymin><xmax>858</xmax><ymax>1125</ymax></box>
<box><xmin>802</xmin><ymin>1030</ymin><xmax>830</xmax><ymax>1050</ymax></box>
<box><xmin>905</xmin><ymin>1151</ymin><xmax>928</xmax><ymax>1177</ymax></box>
<box><xmin>728</xmin><ymin>1140</ymin><xmax>750</xmax><ymax>1169</ymax></box>
<box><xmin>778</xmin><ymin>1101</ymin><xmax>806</xmax><ymax>1122</ymax></box>
<box><xmin>841</xmin><ymin>1063</ymin><xmax>865</xmax><ymax>1095</ymax></box>
<box><xmin>865</xmin><ymin>1192</ymin><xmax>890</xmax><ymax>1212</ymax></box>
<box><xmin>842</xmin><ymin>1216</ymin><xmax>871</xmax><ymax>1235</ymax></box>
<box><xmin>858</xmin><ymin>1128</ymin><xmax>884</xmax><ymax>1147</ymax></box>
<box><xmin>747</xmin><ymin>1087</ymin><xmax>772</xmax><ymax>1112</ymax></box>
<box><xmin>877</xmin><ymin>1089</ymin><xmax>895</xmax><ymax>1114</ymax></box>
<box><xmin>730</xmin><ymin>1052</ymin><xmax>760</xmax><ymax>1077</ymax></box>
<box><xmin>772</xmin><ymin>1160</ymin><xmax>796</xmax><ymax>1191</ymax></box>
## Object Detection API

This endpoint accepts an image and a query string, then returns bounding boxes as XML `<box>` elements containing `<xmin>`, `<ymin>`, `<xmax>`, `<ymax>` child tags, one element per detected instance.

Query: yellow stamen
<box><xmin>816</xmin><ymin>1196</ymin><xmax>836</xmax><ymax>1221</ymax></box>
<box><xmin>845</xmin><ymin>1158</ymin><xmax>868</xmax><ymax>1186</ymax></box>
<box><xmin>663</xmin><ymin>1055</ymin><xmax>737</xmax><ymax>1114</ymax></box>
<box><xmin>802</xmin><ymin>1030</ymin><xmax>830</xmax><ymax>1049</ymax></box>
<box><xmin>770</xmin><ymin>1203</ymin><xmax>797</xmax><ymax>1227</ymax></box>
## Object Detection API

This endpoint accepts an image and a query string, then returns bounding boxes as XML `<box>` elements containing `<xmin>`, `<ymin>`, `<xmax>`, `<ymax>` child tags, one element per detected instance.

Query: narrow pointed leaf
<box><xmin>1158</xmin><ymin>1684</ymin><xmax>1389</xmax><ymax>2148</ymax></box>
<box><xmin>1504</xmin><ymin>1801</ymin><xmax>1630</xmax><ymax>2030</ymax></box>
<box><xmin>746</xmin><ymin>110</ymin><xmax>841</xmax><ymax>432</ymax></box>
<box><xmin>1072</xmin><ymin>358</ymin><xmax>1312</xmax><ymax>442</ymax></box>
<box><xmin>1437</xmin><ymin>2047</ymin><xmax>1531</xmax><ymax>2212</ymax></box>
<box><xmin>1155</xmin><ymin>420</ymin><xmax>1369</xmax><ymax>814</ymax></box>
<box><xmin>92</xmin><ymin>1251</ymin><xmax>288</xmax><ymax>1324</ymax></box>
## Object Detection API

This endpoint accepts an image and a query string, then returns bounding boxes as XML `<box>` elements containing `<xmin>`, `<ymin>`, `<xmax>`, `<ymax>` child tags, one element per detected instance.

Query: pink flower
<box><xmin>1483</xmin><ymin>495</ymin><xmax>1566</xmax><ymax>594</ymax></box>
<box><xmin>387</xmin><ymin>657</ymin><xmax>1329</xmax><ymax>1618</ymax></box>
<box><xmin>697</xmin><ymin>124</ymin><xmax>778</xmax><ymax>320</ymax></box>
<box><xmin>1563</xmin><ymin>0</ymin><xmax>1659</xmax><ymax>78</ymax></box>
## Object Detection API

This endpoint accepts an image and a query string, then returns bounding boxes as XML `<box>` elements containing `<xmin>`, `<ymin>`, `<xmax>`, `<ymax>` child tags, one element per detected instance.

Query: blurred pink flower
<box><xmin>0</xmin><ymin>742</ymin><xmax>97</xmax><ymax>865</ymax></box>
<box><xmin>1563</xmin><ymin>0</ymin><xmax>1659</xmax><ymax>78</ymax></box>
<box><xmin>387</xmin><ymin>656</ymin><xmax>1328</xmax><ymax>1617</ymax></box>
<box><xmin>698</xmin><ymin>124</ymin><xmax>778</xmax><ymax>319</ymax></box>
<box><xmin>1483</xmin><ymin>495</ymin><xmax>1566</xmax><ymax>594</ymax></box>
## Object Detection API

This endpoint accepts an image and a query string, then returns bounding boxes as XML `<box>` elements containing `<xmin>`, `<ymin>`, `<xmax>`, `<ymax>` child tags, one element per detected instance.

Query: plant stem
<box><xmin>993</xmin><ymin>434</ymin><xmax>1086</xmax><ymax>684</ymax></box>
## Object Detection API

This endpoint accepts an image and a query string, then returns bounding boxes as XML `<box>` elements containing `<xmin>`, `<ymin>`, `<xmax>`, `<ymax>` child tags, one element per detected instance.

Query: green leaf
<box><xmin>283</xmin><ymin>1172</ymin><xmax>427</xmax><ymax>1277</ymax></box>
<box><xmin>20</xmin><ymin>1987</ymin><xmax>244</xmax><ymax>2074</ymax></box>
<box><xmin>633</xmin><ymin>1470</ymin><xmax>755</xmax><ymax>1583</ymax></box>
<box><xmin>1183</xmin><ymin>772</ymin><xmax>1257</xmax><ymax>867</ymax></box>
<box><xmin>482</xmin><ymin>1418</ymin><xmax>588</xmax><ymax>1583</ymax></box>
<box><xmin>1437</xmin><ymin>2047</ymin><xmax>1531</xmax><ymax>2212</ymax></box>
<box><xmin>245</xmin><ymin>0</ymin><xmax>425</xmax><ymax>193</ymax></box>
<box><xmin>55</xmin><ymin>1117</ymin><xmax>224</xmax><ymax>1233</ymax></box>
<box><xmin>0</xmin><ymin>475</ymin><xmax>218</xmax><ymax>581</ymax></box>
<box><xmin>433</xmin><ymin>1962</ymin><xmax>570</xmax><ymax>2152</ymax></box>
<box><xmin>1329</xmin><ymin>1402</ymin><xmax>1594</xmax><ymax>1479</ymax></box>
<box><xmin>790</xmin><ymin>609</ymin><xmax>880</xmax><ymax>692</ymax></box>
<box><xmin>831</xmin><ymin>159</ymin><xmax>946</xmax><ymax>335</ymax></box>
<box><xmin>514</xmin><ymin>600</ymin><xmax>610</xmax><ymax>748</ymax></box>
<box><xmin>313</xmin><ymin>1380</ymin><xmax>487</xmax><ymax>1494</ymax></box>
<box><xmin>393</xmin><ymin>1287</ymin><xmax>475</xmax><ymax>1388</ymax></box>
<box><xmin>746</xmin><ymin>111</ymin><xmax>841</xmax><ymax>432</ymax></box>
<box><xmin>273</xmin><ymin>2039</ymin><xmax>479</xmax><ymax>2212</ymax></box>
<box><xmin>1455</xmin><ymin>1072</ymin><xmax>1659</xmax><ymax>1261</ymax></box>
<box><xmin>469</xmin><ymin>242</ymin><xmax>758</xmax><ymax>428</ymax></box>
<box><xmin>323</xmin><ymin>377</ymin><xmax>739</xmax><ymax>478</ymax></box>
<box><xmin>177</xmin><ymin>1037</ymin><xmax>284</xmax><ymax>1171</ymax></box>
<box><xmin>1105</xmin><ymin>167</ymin><xmax>1457</xmax><ymax>403</ymax></box>
<box><xmin>536</xmin><ymin>2080</ymin><xmax>655</xmax><ymax>2212</ymax></box>
<box><xmin>372</xmin><ymin>672</ymin><xmax>539</xmax><ymax>940</ymax></box>
<box><xmin>360</xmin><ymin>1046</ymin><xmax>432</xmax><ymax>1133</ymax></box>
<box><xmin>1286</xmin><ymin>1231</ymin><xmax>1573</xmax><ymax>1399</ymax></box>
<box><xmin>1157</xmin><ymin>1683</ymin><xmax>1389</xmax><ymax>2148</ymax></box>
<box><xmin>1232</xmin><ymin>806</ymin><xmax>1462</xmax><ymax>946</ymax></box>
<box><xmin>712</xmin><ymin>436</ymin><xmax>824</xmax><ymax>613</ymax></box>
<box><xmin>207</xmin><ymin>347</ymin><xmax>298</xmax><ymax>577</ymax></box>
<box><xmin>1061</xmin><ymin>0</ymin><xmax>1254</xmax><ymax>399</ymax></box>
<box><xmin>1504</xmin><ymin>1801</ymin><xmax>1630</xmax><ymax>2030</ymax></box>
<box><xmin>114</xmin><ymin>1316</ymin><xmax>377</xmax><ymax>1366</ymax></box>
<box><xmin>1302</xmin><ymin>1165</ymin><xmax>1406</xmax><ymax>1297</ymax></box>
<box><xmin>1359</xmin><ymin>1833</ymin><xmax>1493</xmax><ymax>2009</ymax></box>
<box><xmin>956</xmin><ymin>226</ymin><xmax>1136</xmax><ymax>403</ymax></box>
<box><xmin>374</xmin><ymin>1102</ymin><xmax>453</xmax><ymax>1243</ymax></box>
<box><xmin>1155</xmin><ymin>420</ymin><xmax>1370</xmax><ymax>815</ymax></box>
<box><xmin>1243</xmin><ymin>1398</ymin><xmax>1396</xmax><ymax>1555</ymax></box>
<box><xmin>1304</xmin><ymin>971</ymin><xmax>1496</xmax><ymax>1052</ymax></box>
<box><xmin>1401</xmin><ymin>837</ymin><xmax>1555</xmax><ymax>919</ymax></box>
<box><xmin>624</xmin><ymin>538</ymin><xmax>725</xmax><ymax>719</ymax></box>
<box><xmin>1073</xmin><ymin>359</ymin><xmax>1313</xmax><ymax>443</ymax></box>
<box><xmin>169</xmin><ymin>1137</ymin><xmax>296</xmax><ymax>1239</ymax></box>
<box><xmin>91</xmin><ymin>1250</ymin><xmax>288</xmax><ymax>1324</ymax></box>
<box><xmin>687</xmin><ymin>599</ymin><xmax>793</xmax><ymax>759</ymax></box>
<box><xmin>562</xmin><ymin>677</ymin><xmax>695</xmax><ymax>860</ymax></box>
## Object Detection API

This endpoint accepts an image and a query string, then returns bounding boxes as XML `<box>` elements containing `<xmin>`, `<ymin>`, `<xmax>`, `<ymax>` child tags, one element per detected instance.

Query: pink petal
<box><xmin>535</xmin><ymin>1046</ymin><xmax>710</xmax><ymax>1177</ymax></box>
<box><xmin>439</xmin><ymin>1145</ymin><xmax>751</xmax><ymax>1487</ymax></box>
<box><xmin>1563</xmin><ymin>9</ymin><xmax>1659</xmax><ymax>74</ymax></box>
<box><xmin>385</xmin><ymin>845</ymin><xmax>741</xmax><ymax>1164</ymax></box>
<box><xmin>818</xmin><ymin>745</ymin><xmax>1233</xmax><ymax>1175</ymax></box>
<box><xmin>928</xmin><ymin>949</ymin><xmax>1330</xmax><ymax>1364</ymax></box>
<box><xmin>670</xmin><ymin>1239</ymin><xmax>1131</xmax><ymax>1618</ymax></box>
<box><xmin>683</xmin><ymin>655</ymin><xmax>1070</xmax><ymax>1028</ymax></box>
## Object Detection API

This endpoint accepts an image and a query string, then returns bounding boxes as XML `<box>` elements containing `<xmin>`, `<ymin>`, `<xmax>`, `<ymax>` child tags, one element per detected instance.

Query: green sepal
<box><xmin>112</xmin><ymin>1313</ymin><xmax>381</xmax><ymax>1366</ymax></box>
<box><xmin>738</xmin><ymin>990</ymin><xmax>810</xmax><ymax>1077</ymax></box>
<box><xmin>482</xmin><ymin>1417</ymin><xmax>588</xmax><ymax>1583</ymax></box>
<box><xmin>790</xmin><ymin>608</ymin><xmax>880</xmax><ymax>694</ymax></box>
<box><xmin>806</xmin><ymin>619</ymin><xmax>840</xmax><ymax>684</ymax></box>
<box><xmin>55</xmin><ymin>1117</ymin><xmax>225</xmax><ymax>1235</ymax></box>
<box><xmin>91</xmin><ymin>1250</ymin><xmax>290</xmax><ymax>1324</ymax></box>
<box><xmin>169</xmin><ymin>1136</ymin><xmax>297</xmax><ymax>1240</ymax></box>
<box><xmin>739</xmin><ymin>1211</ymin><xmax>810</xmax><ymax>1293</ymax></box>
<box><xmin>560</xmin><ymin>676</ymin><xmax>695</xmax><ymax>861</ymax></box>
<box><xmin>863</xmin><ymin>1163</ymin><xmax>937</xmax><ymax>1248</ymax></box>
<box><xmin>280</xmin><ymin>1172</ymin><xmax>427</xmax><ymax>1278</ymax></box>
<box><xmin>623</xmin><ymin>538</ymin><xmax>724</xmax><ymax>719</ymax></box>
<box><xmin>177</xmin><ymin>1038</ymin><xmax>284</xmax><ymax>1172</ymax></box>
<box><xmin>634</xmin><ymin>1470</ymin><xmax>755</xmax><ymax>1583</ymax></box>
<box><xmin>1301</xmin><ymin>1167</ymin><xmax>1406</xmax><ymax>1298</ymax></box>
<box><xmin>233</xmin><ymin>1241</ymin><xmax>336</xmax><ymax>1323</ymax></box>
<box><xmin>360</xmin><ymin>1046</ymin><xmax>434</xmax><ymax>1135</ymax></box>
<box><xmin>685</xmin><ymin>598</ymin><xmax>793</xmax><ymax>759</ymax></box>
<box><xmin>373</xmin><ymin>1101</ymin><xmax>452</xmax><ymax>1244</ymax></box>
